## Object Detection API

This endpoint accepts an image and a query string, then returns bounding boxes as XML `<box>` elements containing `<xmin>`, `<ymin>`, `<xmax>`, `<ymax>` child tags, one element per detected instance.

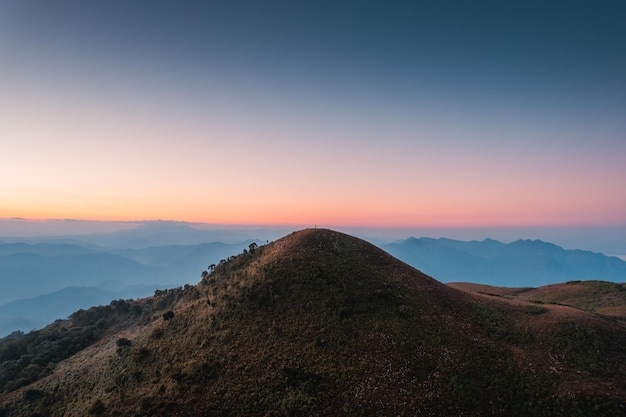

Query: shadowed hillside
<box><xmin>1</xmin><ymin>229</ymin><xmax>625</xmax><ymax>416</ymax></box>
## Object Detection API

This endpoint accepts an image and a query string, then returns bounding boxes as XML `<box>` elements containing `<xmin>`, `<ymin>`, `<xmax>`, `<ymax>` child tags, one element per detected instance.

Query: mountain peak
<box><xmin>2</xmin><ymin>228</ymin><xmax>625</xmax><ymax>416</ymax></box>
<box><xmin>256</xmin><ymin>228</ymin><xmax>448</xmax><ymax>291</ymax></box>
<box><xmin>205</xmin><ymin>228</ymin><xmax>456</xmax><ymax>320</ymax></box>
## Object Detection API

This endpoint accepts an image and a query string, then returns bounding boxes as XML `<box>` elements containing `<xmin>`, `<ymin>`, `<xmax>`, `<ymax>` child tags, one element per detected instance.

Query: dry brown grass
<box><xmin>450</xmin><ymin>280</ymin><xmax>626</xmax><ymax>319</ymax></box>
<box><xmin>2</xmin><ymin>229</ymin><xmax>625</xmax><ymax>417</ymax></box>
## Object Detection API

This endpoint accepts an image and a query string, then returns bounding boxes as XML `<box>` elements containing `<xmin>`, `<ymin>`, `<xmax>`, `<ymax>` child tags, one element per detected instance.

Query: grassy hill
<box><xmin>1</xmin><ymin>229</ymin><xmax>625</xmax><ymax>416</ymax></box>
<box><xmin>449</xmin><ymin>280</ymin><xmax>626</xmax><ymax>319</ymax></box>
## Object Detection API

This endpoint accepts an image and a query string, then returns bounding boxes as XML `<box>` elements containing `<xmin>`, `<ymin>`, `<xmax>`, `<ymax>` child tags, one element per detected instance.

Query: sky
<box><xmin>1</xmin><ymin>1</ymin><xmax>625</xmax><ymax>229</ymax></box>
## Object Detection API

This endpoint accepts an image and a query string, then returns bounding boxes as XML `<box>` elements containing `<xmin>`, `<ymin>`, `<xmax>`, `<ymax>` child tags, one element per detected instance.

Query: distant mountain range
<box><xmin>0</xmin><ymin>233</ymin><xmax>263</xmax><ymax>336</ymax></box>
<box><xmin>1</xmin><ymin>229</ymin><xmax>624</xmax><ymax>416</ymax></box>
<box><xmin>2</xmin><ymin>222</ymin><xmax>625</xmax><ymax>337</ymax></box>
<box><xmin>0</xmin><ymin>220</ymin><xmax>288</xmax><ymax>248</ymax></box>
<box><xmin>383</xmin><ymin>237</ymin><xmax>626</xmax><ymax>287</ymax></box>
<box><xmin>0</xmin><ymin>286</ymin><xmax>143</xmax><ymax>338</ymax></box>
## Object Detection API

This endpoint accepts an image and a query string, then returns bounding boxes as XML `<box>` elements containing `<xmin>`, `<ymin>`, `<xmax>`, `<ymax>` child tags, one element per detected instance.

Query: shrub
<box><xmin>116</xmin><ymin>338</ymin><xmax>131</xmax><ymax>348</ymax></box>
<box><xmin>524</xmin><ymin>305</ymin><xmax>548</xmax><ymax>315</ymax></box>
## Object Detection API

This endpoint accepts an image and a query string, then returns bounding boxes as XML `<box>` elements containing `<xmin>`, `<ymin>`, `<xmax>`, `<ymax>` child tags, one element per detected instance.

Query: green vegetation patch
<box><xmin>524</xmin><ymin>304</ymin><xmax>548</xmax><ymax>315</ymax></box>
<box><xmin>550</xmin><ymin>321</ymin><xmax>605</xmax><ymax>373</ymax></box>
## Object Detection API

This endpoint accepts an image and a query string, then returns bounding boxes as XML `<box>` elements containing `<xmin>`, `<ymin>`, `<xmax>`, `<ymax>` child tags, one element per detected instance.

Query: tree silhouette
<box><xmin>248</xmin><ymin>242</ymin><xmax>258</xmax><ymax>253</ymax></box>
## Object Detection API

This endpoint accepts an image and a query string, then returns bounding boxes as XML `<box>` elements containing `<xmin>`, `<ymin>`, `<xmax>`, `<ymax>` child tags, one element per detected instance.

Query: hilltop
<box><xmin>1</xmin><ymin>229</ymin><xmax>625</xmax><ymax>416</ymax></box>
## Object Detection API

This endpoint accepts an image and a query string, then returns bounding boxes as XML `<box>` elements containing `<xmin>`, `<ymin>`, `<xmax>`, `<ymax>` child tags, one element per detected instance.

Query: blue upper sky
<box><xmin>8</xmin><ymin>1</ymin><xmax>623</xmax><ymax>101</ymax></box>
<box><xmin>1</xmin><ymin>1</ymin><xmax>625</xmax><ymax>227</ymax></box>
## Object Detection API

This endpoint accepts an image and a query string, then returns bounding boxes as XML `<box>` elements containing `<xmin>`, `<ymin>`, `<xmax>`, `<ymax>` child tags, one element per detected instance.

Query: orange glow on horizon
<box><xmin>2</xmin><ymin>201</ymin><xmax>624</xmax><ymax>229</ymax></box>
<box><xmin>2</xmin><ymin>2</ymin><xmax>625</xmax><ymax>239</ymax></box>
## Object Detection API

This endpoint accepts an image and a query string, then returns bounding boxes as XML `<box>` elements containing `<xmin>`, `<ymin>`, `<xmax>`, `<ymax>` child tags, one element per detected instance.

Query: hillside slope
<box><xmin>1</xmin><ymin>229</ymin><xmax>625</xmax><ymax>416</ymax></box>
<box><xmin>449</xmin><ymin>280</ymin><xmax>626</xmax><ymax>319</ymax></box>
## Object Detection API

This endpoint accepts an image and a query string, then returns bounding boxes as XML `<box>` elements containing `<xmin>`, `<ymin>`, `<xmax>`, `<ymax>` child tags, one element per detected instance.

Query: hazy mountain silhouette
<box><xmin>28</xmin><ymin>221</ymin><xmax>287</xmax><ymax>249</ymax></box>
<box><xmin>1</xmin><ymin>229</ymin><xmax>624</xmax><ymax>416</ymax></box>
<box><xmin>0</xmin><ymin>286</ymin><xmax>156</xmax><ymax>336</ymax></box>
<box><xmin>0</xmin><ymin>242</ymin><xmax>96</xmax><ymax>257</ymax></box>
<box><xmin>383</xmin><ymin>237</ymin><xmax>626</xmax><ymax>287</ymax></box>
<box><xmin>0</xmin><ymin>252</ymin><xmax>160</xmax><ymax>301</ymax></box>
<box><xmin>0</xmin><ymin>239</ymin><xmax>263</xmax><ymax>336</ymax></box>
<box><xmin>86</xmin><ymin>221</ymin><xmax>221</xmax><ymax>248</ymax></box>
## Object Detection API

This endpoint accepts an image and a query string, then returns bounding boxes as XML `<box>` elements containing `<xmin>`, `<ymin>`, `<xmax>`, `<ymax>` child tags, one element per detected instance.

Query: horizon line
<box><xmin>2</xmin><ymin>217</ymin><xmax>626</xmax><ymax>230</ymax></box>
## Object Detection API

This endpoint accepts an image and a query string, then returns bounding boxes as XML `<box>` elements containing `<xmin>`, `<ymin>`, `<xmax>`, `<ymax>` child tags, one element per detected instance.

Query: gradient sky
<box><xmin>1</xmin><ymin>1</ymin><xmax>625</xmax><ymax>227</ymax></box>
